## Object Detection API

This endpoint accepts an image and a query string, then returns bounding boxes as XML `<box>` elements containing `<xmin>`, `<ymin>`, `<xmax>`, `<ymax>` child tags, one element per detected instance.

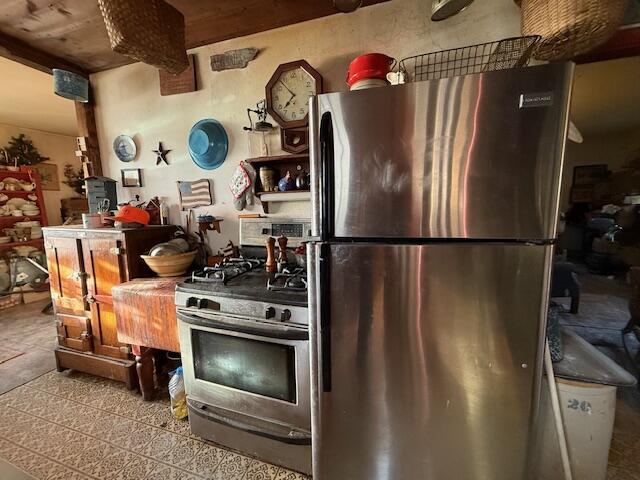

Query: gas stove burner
<box><xmin>268</xmin><ymin>268</ymin><xmax>308</xmax><ymax>293</ymax></box>
<box><xmin>191</xmin><ymin>258</ymin><xmax>264</xmax><ymax>284</ymax></box>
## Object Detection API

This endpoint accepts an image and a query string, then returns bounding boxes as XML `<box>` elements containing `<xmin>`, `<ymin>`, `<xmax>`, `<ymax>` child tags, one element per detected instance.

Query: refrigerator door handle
<box><xmin>320</xmin><ymin>112</ymin><xmax>334</xmax><ymax>241</ymax></box>
<box><xmin>310</xmin><ymin>100</ymin><xmax>334</xmax><ymax>240</ymax></box>
<box><xmin>319</xmin><ymin>243</ymin><xmax>332</xmax><ymax>392</ymax></box>
<box><xmin>309</xmin><ymin>96</ymin><xmax>321</xmax><ymax>238</ymax></box>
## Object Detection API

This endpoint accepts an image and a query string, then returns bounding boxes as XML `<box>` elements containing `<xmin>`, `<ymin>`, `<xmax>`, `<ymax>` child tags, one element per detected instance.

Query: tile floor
<box><xmin>1</xmin><ymin>280</ymin><xmax>639</xmax><ymax>480</ymax></box>
<box><xmin>0</xmin><ymin>300</ymin><xmax>307</xmax><ymax>479</ymax></box>
<box><xmin>0</xmin><ymin>370</ymin><xmax>307</xmax><ymax>480</ymax></box>
<box><xmin>0</xmin><ymin>300</ymin><xmax>56</xmax><ymax>395</ymax></box>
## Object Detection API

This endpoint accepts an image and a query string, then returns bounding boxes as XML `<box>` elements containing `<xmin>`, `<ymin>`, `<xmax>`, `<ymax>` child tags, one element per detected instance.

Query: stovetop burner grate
<box><xmin>267</xmin><ymin>268</ymin><xmax>308</xmax><ymax>293</ymax></box>
<box><xmin>191</xmin><ymin>258</ymin><xmax>264</xmax><ymax>284</ymax></box>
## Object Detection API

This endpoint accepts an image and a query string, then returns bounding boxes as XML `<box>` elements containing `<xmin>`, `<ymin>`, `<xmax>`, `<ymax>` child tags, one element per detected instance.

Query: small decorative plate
<box><xmin>113</xmin><ymin>135</ymin><xmax>137</xmax><ymax>162</ymax></box>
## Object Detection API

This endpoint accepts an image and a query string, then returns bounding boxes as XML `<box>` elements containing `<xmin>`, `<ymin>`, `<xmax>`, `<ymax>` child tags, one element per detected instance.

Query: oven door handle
<box><xmin>188</xmin><ymin>398</ymin><xmax>311</xmax><ymax>445</ymax></box>
<box><xmin>177</xmin><ymin>310</ymin><xmax>309</xmax><ymax>341</ymax></box>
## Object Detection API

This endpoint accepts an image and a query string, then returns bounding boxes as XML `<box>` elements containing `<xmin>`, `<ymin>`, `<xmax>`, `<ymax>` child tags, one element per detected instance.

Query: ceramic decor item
<box><xmin>113</xmin><ymin>135</ymin><xmax>137</xmax><ymax>162</ymax></box>
<box><xmin>278</xmin><ymin>171</ymin><xmax>295</xmax><ymax>191</ymax></box>
<box><xmin>188</xmin><ymin>119</ymin><xmax>229</xmax><ymax>170</ymax></box>
<box><xmin>259</xmin><ymin>166</ymin><xmax>277</xmax><ymax>192</ymax></box>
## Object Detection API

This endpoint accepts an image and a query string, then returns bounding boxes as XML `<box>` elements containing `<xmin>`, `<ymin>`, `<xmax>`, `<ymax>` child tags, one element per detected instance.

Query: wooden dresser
<box><xmin>43</xmin><ymin>225</ymin><xmax>177</xmax><ymax>387</ymax></box>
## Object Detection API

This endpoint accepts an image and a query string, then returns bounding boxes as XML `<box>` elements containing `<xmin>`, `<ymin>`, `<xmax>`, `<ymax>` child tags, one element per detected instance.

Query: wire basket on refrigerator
<box><xmin>398</xmin><ymin>36</ymin><xmax>540</xmax><ymax>83</ymax></box>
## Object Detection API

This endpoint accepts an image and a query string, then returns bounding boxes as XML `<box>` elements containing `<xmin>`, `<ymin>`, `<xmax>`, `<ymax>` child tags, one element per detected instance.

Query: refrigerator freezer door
<box><xmin>311</xmin><ymin>242</ymin><xmax>552</xmax><ymax>480</ymax></box>
<box><xmin>310</xmin><ymin>63</ymin><xmax>573</xmax><ymax>240</ymax></box>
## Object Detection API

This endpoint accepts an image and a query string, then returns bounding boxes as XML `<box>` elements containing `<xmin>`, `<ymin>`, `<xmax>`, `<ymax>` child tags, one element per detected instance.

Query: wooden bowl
<box><xmin>141</xmin><ymin>250</ymin><xmax>197</xmax><ymax>277</ymax></box>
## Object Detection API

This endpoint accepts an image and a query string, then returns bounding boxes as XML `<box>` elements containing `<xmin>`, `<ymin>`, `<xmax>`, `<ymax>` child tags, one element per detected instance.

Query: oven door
<box><xmin>177</xmin><ymin>309</ymin><xmax>310</xmax><ymax>432</ymax></box>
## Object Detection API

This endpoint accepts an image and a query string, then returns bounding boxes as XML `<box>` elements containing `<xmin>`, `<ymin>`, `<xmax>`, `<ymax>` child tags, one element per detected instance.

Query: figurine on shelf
<box><xmin>144</xmin><ymin>197</ymin><xmax>162</xmax><ymax>225</ymax></box>
<box><xmin>278</xmin><ymin>170</ymin><xmax>295</xmax><ymax>192</ymax></box>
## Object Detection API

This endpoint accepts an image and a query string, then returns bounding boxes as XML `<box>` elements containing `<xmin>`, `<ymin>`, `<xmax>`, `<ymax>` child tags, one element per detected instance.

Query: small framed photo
<box><xmin>121</xmin><ymin>168</ymin><xmax>142</xmax><ymax>188</ymax></box>
<box><xmin>572</xmin><ymin>164</ymin><xmax>608</xmax><ymax>186</ymax></box>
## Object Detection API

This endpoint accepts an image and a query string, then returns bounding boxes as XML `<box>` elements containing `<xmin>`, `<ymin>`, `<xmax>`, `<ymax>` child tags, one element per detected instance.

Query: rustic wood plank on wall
<box><xmin>159</xmin><ymin>54</ymin><xmax>197</xmax><ymax>95</ymax></box>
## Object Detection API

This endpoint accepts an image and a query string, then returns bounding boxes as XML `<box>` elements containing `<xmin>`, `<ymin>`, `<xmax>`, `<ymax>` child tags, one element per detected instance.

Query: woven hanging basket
<box><xmin>98</xmin><ymin>0</ymin><xmax>189</xmax><ymax>74</ymax></box>
<box><xmin>515</xmin><ymin>0</ymin><xmax>629</xmax><ymax>61</ymax></box>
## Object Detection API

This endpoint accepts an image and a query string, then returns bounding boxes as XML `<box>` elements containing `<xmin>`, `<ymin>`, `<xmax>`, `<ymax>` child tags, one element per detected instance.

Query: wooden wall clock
<box><xmin>281</xmin><ymin>127</ymin><xmax>308</xmax><ymax>154</ymax></box>
<box><xmin>265</xmin><ymin>59</ymin><xmax>323</xmax><ymax>130</ymax></box>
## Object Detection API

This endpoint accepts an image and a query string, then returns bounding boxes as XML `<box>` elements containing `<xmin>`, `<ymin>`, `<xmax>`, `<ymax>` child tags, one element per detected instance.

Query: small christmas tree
<box><xmin>4</xmin><ymin>134</ymin><xmax>49</xmax><ymax>166</ymax></box>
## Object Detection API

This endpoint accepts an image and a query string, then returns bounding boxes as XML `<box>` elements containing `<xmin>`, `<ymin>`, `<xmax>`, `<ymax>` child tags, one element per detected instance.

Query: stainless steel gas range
<box><xmin>175</xmin><ymin>217</ymin><xmax>311</xmax><ymax>474</ymax></box>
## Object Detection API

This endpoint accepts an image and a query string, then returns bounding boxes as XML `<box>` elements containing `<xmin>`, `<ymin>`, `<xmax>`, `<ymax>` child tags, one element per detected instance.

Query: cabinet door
<box><xmin>44</xmin><ymin>236</ymin><xmax>86</xmax><ymax>315</ymax></box>
<box><xmin>56</xmin><ymin>314</ymin><xmax>92</xmax><ymax>351</ymax></box>
<box><xmin>81</xmin><ymin>237</ymin><xmax>129</xmax><ymax>359</ymax></box>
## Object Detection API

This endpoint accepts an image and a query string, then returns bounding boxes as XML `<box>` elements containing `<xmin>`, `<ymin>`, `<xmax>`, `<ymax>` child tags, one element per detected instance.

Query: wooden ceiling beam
<box><xmin>170</xmin><ymin>0</ymin><xmax>390</xmax><ymax>52</ymax></box>
<box><xmin>574</xmin><ymin>26</ymin><xmax>640</xmax><ymax>64</ymax></box>
<box><xmin>0</xmin><ymin>31</ymin><xmax>87</xmax><ymax>77</ymax></box>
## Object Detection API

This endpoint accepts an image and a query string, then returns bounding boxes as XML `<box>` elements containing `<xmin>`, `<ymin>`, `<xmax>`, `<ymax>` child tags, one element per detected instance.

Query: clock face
<box><xmin>271</xmin><ymin>67</ymin><xmax>317</xmax><ymax>123</ymax></box>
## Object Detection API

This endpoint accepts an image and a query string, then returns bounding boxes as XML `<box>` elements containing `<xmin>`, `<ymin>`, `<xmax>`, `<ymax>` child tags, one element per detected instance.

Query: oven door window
<box><xmin>191</xmin><ymin>329</ymin><xmax>297</xmax><ymax>403</ymax></box>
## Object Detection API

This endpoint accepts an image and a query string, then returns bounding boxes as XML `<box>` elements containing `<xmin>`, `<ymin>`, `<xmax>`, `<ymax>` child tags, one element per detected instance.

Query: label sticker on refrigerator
<box><xmin>519</xmin><ymin>92</ymin><xmax>554</xmax><ymax>108</ymax></box>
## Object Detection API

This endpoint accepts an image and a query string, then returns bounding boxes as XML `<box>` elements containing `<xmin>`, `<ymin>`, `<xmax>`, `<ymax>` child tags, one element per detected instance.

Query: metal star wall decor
<box><xmin>153</xmin><ymin>142</ymin><xmax>171</xmax><ymax>165</ymax></box>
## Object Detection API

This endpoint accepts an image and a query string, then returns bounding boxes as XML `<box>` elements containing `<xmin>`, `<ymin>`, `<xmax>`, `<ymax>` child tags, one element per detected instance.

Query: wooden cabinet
<box><xmin>43</xmin><ymin>225</ymin><xmax>177</xmax><ymax>387</ymax></box>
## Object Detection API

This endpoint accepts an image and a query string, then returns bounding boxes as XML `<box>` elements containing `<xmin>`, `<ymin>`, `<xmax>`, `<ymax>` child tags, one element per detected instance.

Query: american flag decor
<box><xmin>177</xmin><ymin>179</ymin><xmax>213</xmax><ymax>210</ymax></box>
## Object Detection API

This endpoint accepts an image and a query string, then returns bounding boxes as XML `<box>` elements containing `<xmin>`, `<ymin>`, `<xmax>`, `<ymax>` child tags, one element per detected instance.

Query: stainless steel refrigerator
<box><xmin>307</xmin><ymin>63</ymin><xmax>574</xmax><ymax>480</ymax></box>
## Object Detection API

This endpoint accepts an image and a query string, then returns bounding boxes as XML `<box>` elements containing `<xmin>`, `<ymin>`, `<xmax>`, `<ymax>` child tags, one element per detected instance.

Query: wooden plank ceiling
<box><xmin>0</xmin><ymin>0</ymin><xmax>388</xmax><ymax>74</ymax></box>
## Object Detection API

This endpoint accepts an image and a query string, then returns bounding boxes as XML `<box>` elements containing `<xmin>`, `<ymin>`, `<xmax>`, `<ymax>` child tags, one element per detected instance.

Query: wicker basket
<box><xmin>98</xmin><ymin>0</ymin><xmax>189</xmax><ymax>74</ymax></box>
<box><xmin>516</xmin><ymin>0</ymin><xmax>629</xmax><ymax>61</ymax></box>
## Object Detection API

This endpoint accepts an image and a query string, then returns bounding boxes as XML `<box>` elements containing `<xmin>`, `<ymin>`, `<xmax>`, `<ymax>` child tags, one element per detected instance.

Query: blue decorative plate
<box><xmin>188</xmin><ymin>119</ymin><xmax>228</xmax><ymax>170</ymax></box>
<box><xmin>113</xmin><ymin>135</ymin><xmax>137</xmax><ymax>162</ymax></box>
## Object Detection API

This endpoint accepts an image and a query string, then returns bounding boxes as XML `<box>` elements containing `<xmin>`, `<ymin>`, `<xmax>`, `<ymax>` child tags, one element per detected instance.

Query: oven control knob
<box><xmin>186</xmin><ymin>297</ymin><xmax>198</xmax><ymax>308</ymax></box>
<box><xmin>265</xmin><ymin>307</ymin><xmax>276</xmax><ymax>319</ymax></box>
<box><xmin>280</xmin><ymin>309</ymin><xmax>292</xmax><ymax>322</ymax></box>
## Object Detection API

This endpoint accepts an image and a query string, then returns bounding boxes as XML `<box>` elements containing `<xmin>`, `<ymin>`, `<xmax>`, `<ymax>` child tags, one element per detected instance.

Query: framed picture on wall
<box><xmin>121</xmin><ymin>169</ymin><xmax>142</xmax><ymax>188</ymax></box>
<box><xmin>570</xmin><ymin>185</ymin><xmax>594</xmax><ymax>203</ymax></box>
<box><xmin>31</xmin><ymin>163</ymin><xmax>60</xmax><ymax>191</ymax></box>
<box><xmin>572</xmin><ymin>164</ymin><xmax>608</xmax><ymax>186</ymax></box>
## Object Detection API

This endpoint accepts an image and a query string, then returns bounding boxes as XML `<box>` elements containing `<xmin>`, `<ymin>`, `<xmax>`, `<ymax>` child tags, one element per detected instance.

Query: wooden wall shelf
<box><xmin>245</xmin><ymin>154</ymin><xmax>310</xmax><ymax>213</ymax></box>
<box><xmin>246</xmin><ymin>153</ymin><xmax>309</xmax><ymax>165</ymax></box>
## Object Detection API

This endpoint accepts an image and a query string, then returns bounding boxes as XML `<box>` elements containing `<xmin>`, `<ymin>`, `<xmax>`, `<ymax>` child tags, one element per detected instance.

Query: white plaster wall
<box><xmin>92</xmin><ymin>0</ymin><xmax>521</xmax><ymax>252</ymax></box>
<box><xmin>0</xmin><ymin>124</ymin><xmax>81</xmax><ymax>226</ymax></box>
